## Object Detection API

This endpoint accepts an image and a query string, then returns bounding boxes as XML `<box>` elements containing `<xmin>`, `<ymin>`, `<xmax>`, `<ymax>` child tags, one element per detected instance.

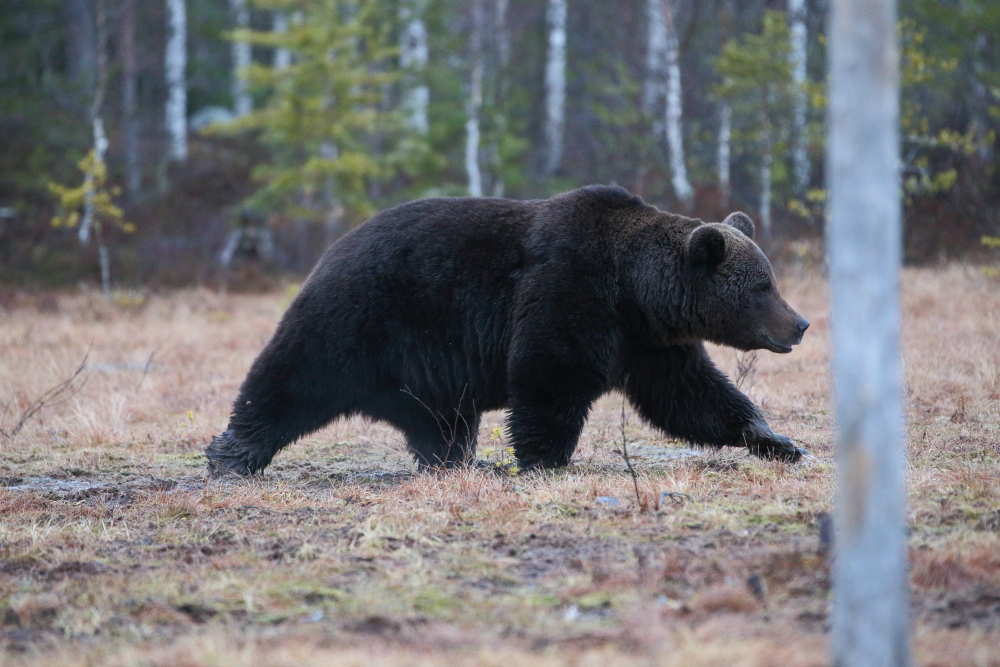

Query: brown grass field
<box><xmin>0</xmin><ymin>266</ymin><xmax>998</xmax><ymax>666</ymax></box>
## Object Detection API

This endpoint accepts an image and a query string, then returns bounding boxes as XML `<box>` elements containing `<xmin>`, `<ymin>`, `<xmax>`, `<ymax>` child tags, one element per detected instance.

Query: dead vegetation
<box><xmin>0</xmin><ymin>266</ymin><xmax>998</xmax><ymax>666</ymax></box>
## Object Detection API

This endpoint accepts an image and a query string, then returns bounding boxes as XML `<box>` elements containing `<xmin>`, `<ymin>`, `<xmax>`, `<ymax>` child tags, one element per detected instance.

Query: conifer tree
<box><xmin>215</xmin><ymin>0</ymin><xmax>406</xmax><ymax>230</ymax></box>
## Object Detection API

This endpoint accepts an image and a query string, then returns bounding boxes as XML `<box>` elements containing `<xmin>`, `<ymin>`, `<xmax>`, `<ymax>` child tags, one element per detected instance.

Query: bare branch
<box><xmin>0</xmin><ymin>350</ymin><xmax>91</xmax><ymax>441</ymax></box>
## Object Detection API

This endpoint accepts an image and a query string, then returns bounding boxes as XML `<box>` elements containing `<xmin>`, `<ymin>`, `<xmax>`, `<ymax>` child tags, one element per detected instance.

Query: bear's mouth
<box><xmin>761</xmin><ymin>335</ymin><xmax>795</xmax><ymax>354</ymax></box>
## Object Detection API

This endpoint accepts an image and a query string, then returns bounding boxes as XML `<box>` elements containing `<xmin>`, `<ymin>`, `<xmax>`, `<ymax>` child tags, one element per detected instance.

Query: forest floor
<box><xmin>0</xmin><ymin>266</ymin><xmax>998</xmax><ymax>666</ymax></box>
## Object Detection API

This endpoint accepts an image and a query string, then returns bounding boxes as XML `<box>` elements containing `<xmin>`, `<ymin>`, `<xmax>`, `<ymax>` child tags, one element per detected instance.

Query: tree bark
<box><xmin>543</xmin><ymin>0</ymin><xmax>567</xmax><ymax>176</ymax></box>
<box><xmin>121</xmin><ymin>0</ymin><xmax>141</xmax><ymax>197</ymax></box>
<box><xmin>165</xmin><ymin>0</ymin><xmax>187</xmax><ymax>161</ymax></box>
<box><xmin>399</xmin><ymin>0</ymin><xmax>429</xmax><ymax>134</ymax></box>
<box><xmin>661</xmin><ymin>0</ymin><xmax>693</xmax><ymax>207</ymax></box>
<box><xmin>64</xmin><ymin>0</ymin><xmax>97</xmax><ymax>93</ymax></box>
<box><xmin>464</xmin><ymin>0</ymin><xmax>484</xmax><ymax>197</ymax></box>
<box><xmin>273</xmin><ymin>12</ymin><xmax>291</xmax><ymax>70</ymax></box>
<box><xmin>230</xmin><ymin>0</ymin><xmax>252</xmax><ymax>118</ymax></box>
<box><xmin>827</xmin><ymin>0</ymin><xmax>910</xmax><ymax>664</ymax></box>
<box><xmin>717</xmin><ymin>0</ymin><xmax>734</xmax><ymax>207</ymax></box>
<box><xmin>789</xmin><ymin>0</ymin><xmax>809</xmax><ymax>194</ymax></box>
<box><xmin>642</xmin><ymin>0</ymin><xmax>666</xmax><ymax>124</ymax></box>
<box><xmin>718</xmin><ymin>103</ymin><xmax>731</xmax><ymax>207</ymax></box>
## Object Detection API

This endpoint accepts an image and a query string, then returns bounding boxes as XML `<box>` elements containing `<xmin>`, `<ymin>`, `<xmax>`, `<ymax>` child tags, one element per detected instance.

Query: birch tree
<box><xmin>121</xmin><ymin>0</ymin><xmax>140</xmax><ymax>197</ymax></box>
<box><xmin>165</xmin><ymin>0</ymin><xmax>187</xmax><ymax>161</ymax></box>
<box><xmin>716</xmin><ymin>12</ymin><xmax>792</xmax><ymax>240</ymax></box>
<box><xmin>231</xmin><ymin>0</ymin><xmax>252</xmax><ymax>118</ymax></box>
<box><xmin>544</xmin><ymin>0</ymin><xmax>566</xmax><ymax>176</ymax></box>
<box><xmin>717</xmin><ymin>0</ymin><xmax>735</xmax><ymax>206</ymax></box>
<box><xmin>827</xmin><ymin>0</ymin><xmax>910</xmax><ymax>663</ymax></box>
<box><xmin>273</xmin><ymin>12</ymin><xmax>291</xmax><ymax>70</ymax></box>
<box><xmin>465</xmin><ymin>0</ymin><xmax>484</xmax><ymax>196</ymax></box>
<box><xmin>661</xmin><ymin>0</ymin><xmax>693</xmax><ymax>207</ymax></box>
<box><xmin>788</xmin><ymin>0</ymin><xmax>809</xmax><ymax>194</ymax></box>
<box><xmin>399</xmin><ymin>0</ymin><xmax>429</xmax><ymax>134</ymax></box>
<box><xmin>644</xmin><ymin>0</ymin><xmax>693</xmax><ymax>207</ymax></box>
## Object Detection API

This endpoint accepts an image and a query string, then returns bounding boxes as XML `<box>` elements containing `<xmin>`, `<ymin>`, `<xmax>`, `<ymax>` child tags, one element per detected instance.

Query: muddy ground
<box><xmin>0</xmin><ymin>267</ymin><xmax>998</xmax><ymax>666</ymax></box>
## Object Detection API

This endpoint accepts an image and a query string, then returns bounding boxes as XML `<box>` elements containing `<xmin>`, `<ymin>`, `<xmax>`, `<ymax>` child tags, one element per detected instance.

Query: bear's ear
<box><xmin>723</xmin><ymin>211</ymin><xmax>755</xmax><ymax>240</ymax></box>
<box><xmin>687</xmin><ymin>225</ymin><xmax>727</xmax><ymax>270</ymax></box>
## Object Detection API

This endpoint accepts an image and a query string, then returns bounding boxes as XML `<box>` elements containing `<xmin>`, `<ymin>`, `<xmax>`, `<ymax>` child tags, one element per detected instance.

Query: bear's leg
<box><xmin>506</xmin><ymin>389</ymin><xmax>598</xmax><ymax>469</ymax></box>
<box><xmin>622</xmin><ymin>343</ymin><xmax>806</xmax><ymax>462</ymax></box>
<box><xmin>207</xmin><ymin>339</ymin><xmax>354</xmax><ymax>477</ymax></box>
<box><xmin>364</xmin><ymin>393</ymin><xmax>480</xmax><ymax>469</ymax></box>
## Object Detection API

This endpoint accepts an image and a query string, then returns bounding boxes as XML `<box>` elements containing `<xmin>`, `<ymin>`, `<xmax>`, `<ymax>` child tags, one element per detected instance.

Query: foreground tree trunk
<box><xmin>165</xmin><ymin>0</ymin><xmax>187</xmax><ymax>161</ymax></box>
<box><xmin>827</xmin><ymin>0</ymin><xmax>910</xmax><ymax>664</ymax></box>
<box><xmin>544</xmin><ymin>0</ymin><xmax>567</xmax><ymax>176</ymax></box>
<box><xmin>789</xmin><ymin>0</ymin><xmax>809</xmax><ymax>194</ymax></box>
<box><xmin>230</xmin><ymin>0</ymin><xmax>252</xmax><ymax>118</ymax></box>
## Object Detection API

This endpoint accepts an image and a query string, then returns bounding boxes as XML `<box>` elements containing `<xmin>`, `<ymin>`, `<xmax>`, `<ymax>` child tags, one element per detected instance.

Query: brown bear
<box><xmin>207</xmin><ymin>185</ymin><xmax>809</xmax><ymax>476</ymax></box>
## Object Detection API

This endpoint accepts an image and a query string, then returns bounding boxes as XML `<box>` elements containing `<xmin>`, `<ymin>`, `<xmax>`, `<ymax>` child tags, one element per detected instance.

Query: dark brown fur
<box><xmin>207</xmin><ymin>186</ymin><xmax>809</xmax><ymax>476</ymax></box>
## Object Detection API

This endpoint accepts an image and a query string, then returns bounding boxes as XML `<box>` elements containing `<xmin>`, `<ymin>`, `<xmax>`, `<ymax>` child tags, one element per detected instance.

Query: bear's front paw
<box><xmin>205</xmin><ymin>432</ymin><xmax>255</xmax><ymax>478</ymax></box>
<box><xmin>744</xmin><ymin>428</ymin><xmax>808</xmax><ymax>463</ymax></box>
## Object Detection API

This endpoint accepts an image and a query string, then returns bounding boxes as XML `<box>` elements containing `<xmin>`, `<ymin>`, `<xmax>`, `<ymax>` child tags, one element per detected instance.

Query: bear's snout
<box><xmin>795</xmin><ymin>316</ymin><xmax>810</xmax><ymax>341</ymax></box>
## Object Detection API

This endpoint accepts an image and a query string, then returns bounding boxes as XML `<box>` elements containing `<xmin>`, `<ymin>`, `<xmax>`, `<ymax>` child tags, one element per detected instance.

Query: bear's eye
<box><xmin>755</xmin><ymin>280</ymin><xmax>772</xmax><ymax>293</ymax></box>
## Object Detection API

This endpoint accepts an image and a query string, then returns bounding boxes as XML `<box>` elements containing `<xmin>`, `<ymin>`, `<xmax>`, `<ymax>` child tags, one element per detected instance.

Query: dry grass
<box><xmin>0</xmin><ymin>266</ymin><xmax>998</xmax><ymax>666</ymax></box>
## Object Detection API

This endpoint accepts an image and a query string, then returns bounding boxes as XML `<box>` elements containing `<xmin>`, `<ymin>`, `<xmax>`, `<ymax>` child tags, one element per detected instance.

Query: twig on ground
<box><xmin>735</xmin><ymin>350</ymin><xmax>758</xmax><ymax>392</ymax></box>
<box><xmin>616</xmin><ymin>376</ymin><xmax>642</xmax><ymax>509</ymax></box>
<box><xmin>0</xmin><ymin>349</ymin><xmax>91</xmax><ymax>441</ymax></box>
<box><xmin>134</xmin><ymin>342</ymin><xmax>164</xmax><ymax>391</ymax></box>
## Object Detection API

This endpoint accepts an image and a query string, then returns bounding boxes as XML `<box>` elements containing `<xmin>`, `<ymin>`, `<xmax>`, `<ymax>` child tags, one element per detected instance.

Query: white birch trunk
<box><xmin>760</xmin><ymin>130</ymin><xmax>772</xmax><ymax>238</ymax></box>
<box><xmin>544</xmin><ymin>0</ymin><xmax>567</xmax><ymax>176</ymax></box>
<box><xmin>230</xmin><ymin>0</ymin><xmax>252</xmax><ymax>118</ymax></box>
<box><xmin>827</xmin><ymin>0</ymin><xmax>910</xmax><ymax>664</ymax></box>
<box><xmin>718</xmin><ymin>102</ymin><xmax>731</xmax><ymax>205</ymax></box>
<box><xmin>399</xmin><ymin>0</ymin><xmax>429</xmax><ymax>134</ymax></box>
<box><xmin>79</xmin><ymin>119</ymin><xmax>109</xmax><ymax>247</ymax></box>
<box><xmin>643</xmin><ymin>0</ymin><xmax>666</xmax><ymax>123</ymax></box>
<box><xmin>165</xmin><ymin>0</ymin><xmax>187</xmax><ymax>161</ymax></box>
<box><xmin>464</xmin><ymin>0</ymin><xmax>484</xmax><ymax>197</ymax></box>
<box><xmin>273</xmin><ymin>12</ymin><xmax>291</xmax><ymax>70</ymax></box>
<box><xmin>789</xmin><ymin>0</ymin><xmax>809</xmax><ymax>193</ymax></box>
<box><xmin>492</xmin><ymin>0</ymin><xmax>510</xmax><ymax>197</ymax></box>
<box><xmin>122</xmin><ymin>0</ymin><xmax>140</xmax><ymax>197</ymax></box>
<box><xmin>661</xmin><ymin>0</ymin><xmax>693</xmax><ymax>207</ymax></box>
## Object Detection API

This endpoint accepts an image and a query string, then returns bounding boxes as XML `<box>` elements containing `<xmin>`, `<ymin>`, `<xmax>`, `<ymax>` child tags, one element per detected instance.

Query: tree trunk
<box><xmin>827</xmin><ymin>0</ymin><xmax>910</xmax><ymax>664</ymax></box>
<box><xmin>465</xmin><ymin>0</ymin><xmax>484</xmax><ymax>197</ymax></box>
<box><xmin>543</xmin><ymin>0</ymin><xmax>567</xmax><ymax>176</ymax></box>
<box><xmin>121</xmin><ymin>0</ymin><xmax>140</xmax><ymax>198</ymax></box>
<box><xmin>273</xmin><ymin>12</ymin><xmax>291</xmax><ymax>70</ymax></box>
<box><xmin>718</xmin><ymin>103</ymin><xmax>731</xmax><ymax>207</ymax></box>
<box><xmin>64</xmin><ymin>0</ymin><xmax>97</xmax><ymax>94</ymax></box>
<box><xmin>661</xmin><ymin>0</ymin><xmax>693</xmax><ymax>207</ymax></box>
<box><xmin>717</xmin><ymin>0</ymin><xmax>734</xmax><ymax>208</ymax></box>
<box><xmin>789</xmin><ymin>0</ymin><xmax>809</xmax><ymax>194</ymax></box>
<box><xmin>643</xmin><ymin>0</ymin><xmax>666</xmax><ymax>127</ymax></box>
<box><xmin>491</xmin><ymin>0</ymin><xmax>510</xmax><ymax>197</ymax></box>
<box><xmin>760</xmin><ymin>126</ymin><xmax>772</xmax><ymax>239</ymax></box>
<box><xmin>165</xmin><ymin>0</ymin><xmax>187</xmax><ymax>161</ymax></box>
<box><xmin>399</xmin><ymin>0</ymin><xmax>429</xmax><ymax>134</ymax></box>
<box><xmin>230</xmin><ymin>0</ymin><xmax>252</xmax><ymax>118</ymax></box>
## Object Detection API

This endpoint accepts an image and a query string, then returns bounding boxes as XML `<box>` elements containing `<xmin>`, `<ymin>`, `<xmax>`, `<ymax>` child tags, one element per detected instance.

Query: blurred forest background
<box><xmin>1</xmin><ymin>0</ymin><xmax>999</xmax><ymax>290</ymax></box>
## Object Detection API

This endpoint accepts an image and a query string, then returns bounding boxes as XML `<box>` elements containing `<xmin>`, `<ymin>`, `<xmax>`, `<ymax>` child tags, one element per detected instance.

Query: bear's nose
<box><xmin>797</xmin><ymin>317</ymin><xmax>810</xmax><ymax>333</ymax></box>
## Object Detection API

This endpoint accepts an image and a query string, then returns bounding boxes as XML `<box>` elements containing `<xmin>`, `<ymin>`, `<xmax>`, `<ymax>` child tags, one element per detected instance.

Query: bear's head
<box><xmin>684</xmin><ymin>212</ymin><xmax>809</xmax><ymax>353</ymax></box>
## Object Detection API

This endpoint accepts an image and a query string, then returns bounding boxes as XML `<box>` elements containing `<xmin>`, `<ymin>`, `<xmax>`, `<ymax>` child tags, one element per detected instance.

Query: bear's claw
<box><xmin>744</xmin><ymin>428</ymin><xmax>807</xmax><ymax>463</ymax></box>
<box><xmin>205</xmin><ymin>432</ymin><xmax>255</xmax><ymax>478</ymax></box>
